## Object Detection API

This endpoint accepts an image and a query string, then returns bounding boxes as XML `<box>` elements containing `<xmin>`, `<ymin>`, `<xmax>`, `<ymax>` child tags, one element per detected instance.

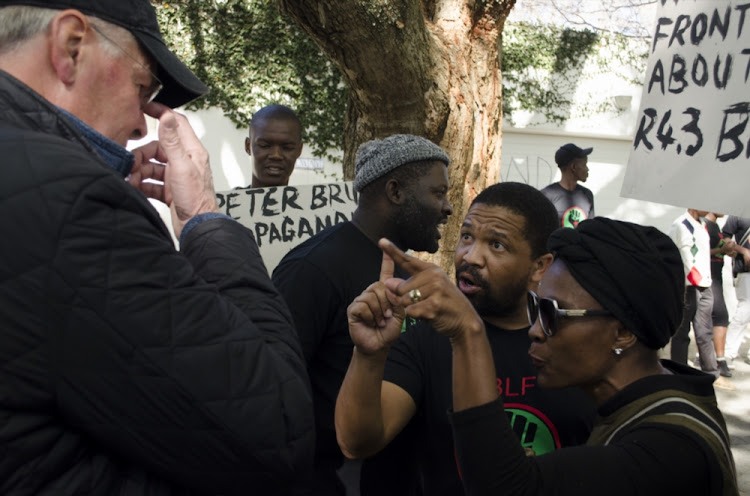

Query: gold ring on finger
<box><xmin>408</xmin><ymin>288</ymin><xmax>422</xmax><ymax>304</ymax></box>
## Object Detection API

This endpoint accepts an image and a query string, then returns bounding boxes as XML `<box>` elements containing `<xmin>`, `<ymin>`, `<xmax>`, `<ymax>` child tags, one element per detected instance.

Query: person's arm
<box><xmin>450</xmin><ymin>401</ymin><xmax>715</xmax><ymax>496</ymax></box>
<box><xmin>447</xmin><ymin>318</ymin><xmax>499</xmax><ymax>412</ymax></box>
<box><xmin>721</xmin><ymin>215</ymin><xmax>739</xmax><ymax>240</ymax></box>
<box><xmin>335</xmin><ymin>252</ymin><xmax>417</xmax><ymax>458</ymax></box>
<box><xmin>43</xmin><ymin>109</ymin><xmax>313</xmax><ymax>494</ymax></box>
<box><xmin>336</xmin><ymin>350</ymin><xmax>417</xmax><ymax>458</ymax></box>
<box><xmin>668</xmin><ymin>221</ymin><xmax>692</xmax><ymax>276</ymax></box>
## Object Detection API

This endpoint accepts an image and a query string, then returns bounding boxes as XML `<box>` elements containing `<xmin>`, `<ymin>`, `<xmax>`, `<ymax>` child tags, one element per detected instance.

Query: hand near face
<box><xmin>129</xmin><ymin>103</ymin><xmax>218</xmax><ymax>238</ymax></box>
<box><xmin>379</xmin><ymin>239</ymin><xmax>483</xmax><ymax>340</ymax></box>
<box><xmin>347</xmin><ymin>251</ymin><xmax>406</xmax><ymax>356</ymax></box>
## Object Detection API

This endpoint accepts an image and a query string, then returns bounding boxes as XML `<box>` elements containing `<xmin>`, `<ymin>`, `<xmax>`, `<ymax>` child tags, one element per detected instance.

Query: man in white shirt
<box><xmin>669</xmin><ymin>209</ymin><xmax>734</xmax><ymax>389</ymax></box>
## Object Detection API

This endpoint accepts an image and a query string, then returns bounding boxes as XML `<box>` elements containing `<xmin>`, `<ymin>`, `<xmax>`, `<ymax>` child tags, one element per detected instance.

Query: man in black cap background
<box><xmin>272</xmin><ymin>134</ymin><xmax>453</xmax><ymax>495</ymax></box>
<box><xmin>0</xmin><ymin>1</ymin><xmax>313</xmax><ymax>494</ymax></box>
<box><xmin>541</xmin><ymin>143</ymin><xmax>595</xmax><ymax>228</ymax></box>
<box><xmin>245</xmin><ymin>104</ymin><xmax>304</xmax><ymax>188</ymax></box>
<box><xmin>335</xmin><ymin>182</ymin><xmax>596</xmax><ymax>496</ymax></box>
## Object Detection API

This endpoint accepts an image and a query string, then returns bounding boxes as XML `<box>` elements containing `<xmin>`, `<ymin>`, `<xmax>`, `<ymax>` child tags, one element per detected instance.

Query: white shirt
<box><xmin>669</xmin><ymin>212</ymin><xmax>712</xmax><ymax>288</ymax></box>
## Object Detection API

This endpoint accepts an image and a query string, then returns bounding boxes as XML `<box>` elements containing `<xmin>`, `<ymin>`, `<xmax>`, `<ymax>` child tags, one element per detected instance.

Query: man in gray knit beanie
<box><xmin>354</xmin><ymin>134</ymin><xmax>451</xmax><ymax>192</ymax></box>
<box><xmin>273</xmin><ymin>133</ymin><xmax>453</xmax><ymax>494</ymax></box>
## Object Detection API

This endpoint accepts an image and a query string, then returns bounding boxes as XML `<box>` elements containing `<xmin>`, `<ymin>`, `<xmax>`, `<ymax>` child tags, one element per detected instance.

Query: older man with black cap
<box><xmin>355</xmin><ymin>217</ymin><xmax>738</xmax><ymax>496</ymax></box>
<box><xmin>0</xmin><ymin>1</ymin><xmax>314</xmax><ymax>494</ymax></box>
<box><xmin>541</xmin><ymin>143</ymin><xmax>595</xmax><ymax>228</ymax></box>
<box><xmin>272</xmin><ymin>134</ymin><xmax>453</xmax><ymax>495</ymax></box>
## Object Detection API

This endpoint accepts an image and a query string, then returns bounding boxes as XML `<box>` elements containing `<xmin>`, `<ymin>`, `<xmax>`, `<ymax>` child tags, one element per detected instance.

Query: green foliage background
<box><xmin>503</xmin><ymin>22</ymin><xmax>649</xmax><ymax>124</ymax></box>
<box><xmin>153</xmin><ymin>0</ymin><xmax>347</xmax><ymax>162</ymax></box>
<box><xmin>153</xmin><ymin>1</ymin><xmax>648</xmax><ymax>156</ymax></box>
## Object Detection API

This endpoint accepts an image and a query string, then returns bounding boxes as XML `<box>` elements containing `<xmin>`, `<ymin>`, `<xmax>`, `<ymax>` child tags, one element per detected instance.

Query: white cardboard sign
<box><xmin>622</xmin><ymin>0</ymin><xmax>750</xmax><ymax>217</ymax></box>
<box><xmin>216</xmin><ymin>182</ymin><xmax>358</xmax><ymax>272</ymax></box>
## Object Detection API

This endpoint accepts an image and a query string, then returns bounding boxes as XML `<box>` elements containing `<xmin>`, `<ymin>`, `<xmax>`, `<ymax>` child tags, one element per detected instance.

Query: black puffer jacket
<box><xmin>0</xmin><ymin>71</ymin><xmax>314</xmax><ymax>495</ymax></box>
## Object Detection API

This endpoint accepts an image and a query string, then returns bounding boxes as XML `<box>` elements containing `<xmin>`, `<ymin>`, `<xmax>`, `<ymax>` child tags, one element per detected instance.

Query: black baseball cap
<box><xmin>5</xmin><ymin>0</ymin><xmax>208</xmax><ymax>108</ymax></box>
<box><xmin>554</xmin><ymin>143</ymin><xmax>593</xmax><ymax>167</ymax></box>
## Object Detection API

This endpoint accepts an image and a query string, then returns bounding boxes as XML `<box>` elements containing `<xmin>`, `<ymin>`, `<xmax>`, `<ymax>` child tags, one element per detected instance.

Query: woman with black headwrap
<box><xmin>352</xmin><ymin>218</ymin><xmax>738</xmax><ymax>496</ymax></box>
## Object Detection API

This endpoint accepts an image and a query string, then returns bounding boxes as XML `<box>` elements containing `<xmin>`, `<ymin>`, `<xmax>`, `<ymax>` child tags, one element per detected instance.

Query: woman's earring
<box><xmin>613</xmin><ymin>348</ymin><xmax>623</xmax><ymax>356</ymax></box>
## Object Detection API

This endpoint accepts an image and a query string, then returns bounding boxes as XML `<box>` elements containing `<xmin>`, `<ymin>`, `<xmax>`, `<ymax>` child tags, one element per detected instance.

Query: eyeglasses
<box><xmin>91</xmin><ymin>24</ymin><xmax>163</xmax><ymax>108</ymax></box>
<box><xmin>526</xmin><ymin>290</ymin><xmax>612</xmax><ymax>337</ymax></box>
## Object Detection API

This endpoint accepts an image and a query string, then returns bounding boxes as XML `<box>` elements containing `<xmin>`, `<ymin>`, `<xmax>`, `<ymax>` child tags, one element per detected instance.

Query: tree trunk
<box><xmin>277</xmin><ymin>0</ymin><xmax>515</xmax><ymax>275</ymax></box>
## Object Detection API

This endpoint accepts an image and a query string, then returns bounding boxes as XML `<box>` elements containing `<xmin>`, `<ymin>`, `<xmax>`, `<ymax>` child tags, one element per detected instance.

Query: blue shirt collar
<box><xmin>57</xmin><ymin>108</ymin><xmax>135</xmax><ymax>177</ymax></box>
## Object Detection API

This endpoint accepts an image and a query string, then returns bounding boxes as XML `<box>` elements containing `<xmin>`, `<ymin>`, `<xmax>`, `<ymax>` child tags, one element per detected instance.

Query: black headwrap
<box><xmin>548</xmin><ymin>218</ymin><xmax>685</xmax><ymax>349</ymax></box>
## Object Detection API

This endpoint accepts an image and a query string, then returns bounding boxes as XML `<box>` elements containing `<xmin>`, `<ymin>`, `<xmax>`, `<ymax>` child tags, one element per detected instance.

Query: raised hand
<box><xmin>129</xmin><ymin>139</ymin><xmax>165</xmax><ymax>202</ymax></box>
<box><xmin>378</xmin><ymin>239</ymin><xmax>483</xmax><ymax>340</ymax></box>
<box><xmin>129</xmin><ymin>103</ymin><xmax>218</xmax><ymax>238</ymax></box>
<box><xmin>347</xmin><ymin>250</ymin><xmax>406</xmax><ymax>356</ymax></box>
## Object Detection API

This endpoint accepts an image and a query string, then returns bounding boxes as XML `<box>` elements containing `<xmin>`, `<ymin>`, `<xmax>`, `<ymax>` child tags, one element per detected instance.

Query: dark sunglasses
<box><xmin>526</xmin><ymin>290</ymin><xmax>612</xmax><ymax>337</ymax></box>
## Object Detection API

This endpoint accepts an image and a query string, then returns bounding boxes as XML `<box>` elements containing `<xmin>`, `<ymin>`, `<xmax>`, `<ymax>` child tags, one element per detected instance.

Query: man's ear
<box><xmin>529</xmin><ymin>253</ymin><xmax>554</xmax><ymax>286</ymax></box>
<box><xmin>385</xmin><ymin>178</ymin><xmax>405</xmax><ymax>205</ymax></box>
<box><xmin>47</xmin><ymin>10</ymin><xmax>89</xmax><ymax>85</ymax></box>
<box><xmin>245</xmin><ymin>137</ymin><xmax>252</xmax><ymax>156</ymax></box>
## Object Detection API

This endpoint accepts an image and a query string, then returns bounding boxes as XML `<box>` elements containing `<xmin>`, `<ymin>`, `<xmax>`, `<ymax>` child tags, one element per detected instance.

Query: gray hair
<box><xmin>88</xmin><ymin>19</ymin><xmax>139</xmax><ymax>59</ymax></box>
<box><xmin>0</xmin><ymin>6</ymin><xmax>135</xmax><ymax>59</ymax></box>
<box><xmin>0</xmin><ymin>6</ymin><xmax>58</xmax><ymax>53</ymax></box>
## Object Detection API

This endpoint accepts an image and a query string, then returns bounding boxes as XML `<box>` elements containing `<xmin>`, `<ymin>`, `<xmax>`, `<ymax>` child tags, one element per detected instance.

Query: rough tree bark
<box><xmin>277</xmin><ymin>0</ymin><xmax>516</xmax><ymax>274</ymax></box>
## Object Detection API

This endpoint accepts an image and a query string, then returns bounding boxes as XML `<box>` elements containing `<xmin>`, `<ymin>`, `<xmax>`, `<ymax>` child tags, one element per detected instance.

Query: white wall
<box><xmin>500</xmin><ymin>127</ymin><xmax>684</xmax><ymax>234</ymax></box>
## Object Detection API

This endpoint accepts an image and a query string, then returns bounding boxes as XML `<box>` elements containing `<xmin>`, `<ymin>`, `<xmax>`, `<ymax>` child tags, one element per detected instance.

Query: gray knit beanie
<box><xmin>353</xmin><ymin>134</ymin><xmax>450</xmax><ymax>192</ymax></box>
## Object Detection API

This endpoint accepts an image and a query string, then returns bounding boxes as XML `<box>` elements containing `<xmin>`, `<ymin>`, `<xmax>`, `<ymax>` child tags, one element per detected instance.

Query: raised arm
<box><xmin>38</xmin><ymin>107</ymin><xmax>314</xmax><ymax>494</ymax></box>
<box><xmin>335</xmin><ymin>250</ymin><xmax>417</xmax><ymax>458</ymax></box>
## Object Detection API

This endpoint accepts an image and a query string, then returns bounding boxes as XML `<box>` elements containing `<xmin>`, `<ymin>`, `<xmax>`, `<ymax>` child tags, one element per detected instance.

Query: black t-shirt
<box><xmin>273</xmin><ymin>221</ymin><xmax>417</xmax><ymax>495</ymax></box>
<box><xmin>540</xmin><ymin>182</ymin><xmax>595</xmax><ymax>228</ymax></box>
<box><xmin>384</xmin><ymin>319</ymin><xmax>597</xmax><ymax>496</ymax></box>
<box><xmin>705</xmin><ymin>218</ymin><xmax>725</xmax><ymax>280</ymax></box>
<box><xmin>722</xmin><ymin>215</ymin><xmax>750</xmax><ymax>276</ymax></box>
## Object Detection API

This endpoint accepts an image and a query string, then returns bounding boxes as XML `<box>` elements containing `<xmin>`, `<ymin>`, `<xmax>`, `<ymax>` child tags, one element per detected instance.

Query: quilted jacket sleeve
<box><xmin>40</xmin><ymin>141</ymin><xmax>313</xmax><ymax>493</ymax></box>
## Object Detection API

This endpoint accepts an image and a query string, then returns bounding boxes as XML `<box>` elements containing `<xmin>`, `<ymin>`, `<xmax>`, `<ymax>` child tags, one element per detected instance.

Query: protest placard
<box><xmin>216</xmin><ymin>182</ymin><xmax>358</xmax><ymax>272</ymax></box>
<box><xmin>622</xmin><ymin>0</ymin><xmax>750</xmax><ymax>216</ymax></box>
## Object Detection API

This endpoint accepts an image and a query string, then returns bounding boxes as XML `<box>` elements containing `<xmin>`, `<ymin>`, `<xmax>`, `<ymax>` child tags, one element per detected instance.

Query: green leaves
<box><xmin>153</xmin><ymin>0</ymin><xmax>346</xmax><ymax>161</ymax></box>
<box><xmin>502</xmin><ymin>21</ymin><xmax>648</xmax><ymax>124</ymax></box>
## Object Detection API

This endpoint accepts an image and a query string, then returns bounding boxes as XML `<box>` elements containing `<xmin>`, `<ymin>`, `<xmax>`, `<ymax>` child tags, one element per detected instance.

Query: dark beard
<box><xmin>456</xmin><ymin>263</ymin><xmax>529</xmax><ymax>321</ymax></box>
<box><xmin>395</xmin><ymin>197</ymin><xmax>441</xmax><ymax>253</ymax></box>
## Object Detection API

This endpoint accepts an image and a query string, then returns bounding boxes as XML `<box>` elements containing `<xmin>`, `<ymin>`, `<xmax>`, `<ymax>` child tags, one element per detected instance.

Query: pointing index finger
<box><xmin>378</xmin><ymin>238</ymin><xmax>432</xmax><ymax>276</ymax></box>
<box><xmin>379</xmin><ymin>250</ymin><xmax>395</xmax><ymax>283</ymax></box>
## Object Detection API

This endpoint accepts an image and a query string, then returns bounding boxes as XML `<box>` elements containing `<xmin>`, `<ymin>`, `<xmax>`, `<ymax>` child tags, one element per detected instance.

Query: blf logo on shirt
<box><xmin>562</xmin><ymin>207</ymin><xmax>587</xmax><ymax>228</ymax></box>
<box><xmin>504</xmin><ymin>403</ymin><xmax>562</xmax><ymax>455</ymax></box>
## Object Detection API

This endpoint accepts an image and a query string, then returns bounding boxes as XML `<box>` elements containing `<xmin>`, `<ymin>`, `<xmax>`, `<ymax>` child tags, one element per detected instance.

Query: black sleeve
<box><xmin>182</xmin><ymin>218</ymin><xmax>304</xmax><ymax>367</ymax></box>
<box><xmin>722</xmin><ymin>216</ymin><xmax>739</xmax><ymax>239</ymax></box>
<box><xmin>49</xmin><ymin>168</ymin><xmax>314</xmax><ymax>494</ymax></box>
<box><xmin>450</xmin><ymin>399</ymin><xmax>714</xmax><ymax>496</ymax></box>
